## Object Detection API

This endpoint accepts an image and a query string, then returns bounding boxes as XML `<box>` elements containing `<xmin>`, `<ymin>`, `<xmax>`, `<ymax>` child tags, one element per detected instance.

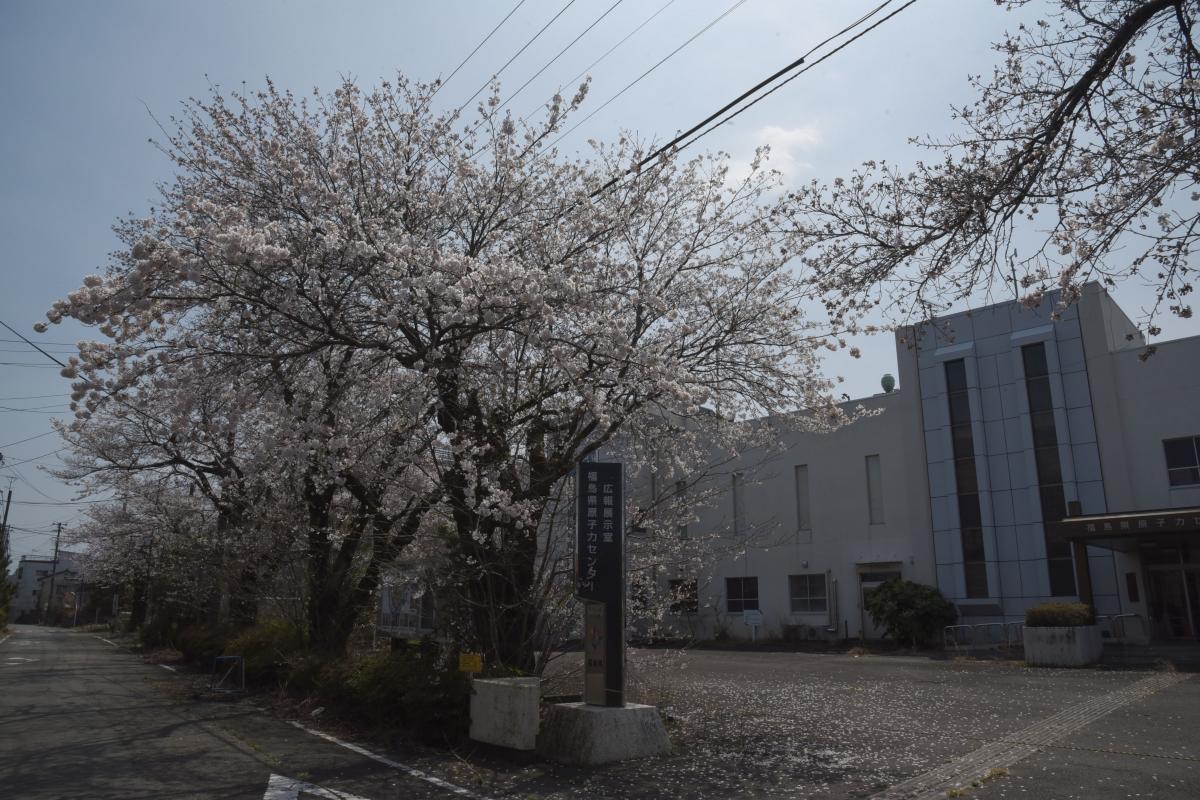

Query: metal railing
<box><xmin>1096</xmin><ymin>613</ymin><xmax>1144</xmax><ymax>642</ymax></box>
<box><xmin>943</xmin><ymin>621</ymin><xmax>1024</xmax><ymax>651</ymax></box>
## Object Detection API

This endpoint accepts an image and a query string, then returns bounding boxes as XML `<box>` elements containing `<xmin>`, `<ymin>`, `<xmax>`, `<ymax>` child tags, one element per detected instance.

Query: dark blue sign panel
<box><xmin>576</xmin><ymin>461</ymin><xmax>623</xmax><ymax>602</ymax></box>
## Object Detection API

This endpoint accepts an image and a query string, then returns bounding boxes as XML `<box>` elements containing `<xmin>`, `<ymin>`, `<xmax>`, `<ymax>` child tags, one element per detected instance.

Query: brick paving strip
<box><xmin>873</xmin><ymin>672</ymin><xmax>1192</xmax><ymax>800</ymax></box>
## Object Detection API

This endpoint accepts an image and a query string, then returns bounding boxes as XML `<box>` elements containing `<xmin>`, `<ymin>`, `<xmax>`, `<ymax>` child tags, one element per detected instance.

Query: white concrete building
<box><xmin>8</xmin><ymin>553</ymin><xmax>79</xmax><ymax>623</ymax></box>
<box><xmin>655</xmin><ymin>284</ymin><xmax>1200</xmax><ymax>643</ymax></box>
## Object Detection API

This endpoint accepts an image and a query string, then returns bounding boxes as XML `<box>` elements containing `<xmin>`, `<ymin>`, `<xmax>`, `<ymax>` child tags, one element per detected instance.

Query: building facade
<box><xmin>658</xmin><ymin>285</ymin><xmax>1200</xmax><ymax>642</ymax></box>
<box><xmin>8</xmin><ymin>553</ymin><xmax>79</xmax><ymax>623</ymax></box>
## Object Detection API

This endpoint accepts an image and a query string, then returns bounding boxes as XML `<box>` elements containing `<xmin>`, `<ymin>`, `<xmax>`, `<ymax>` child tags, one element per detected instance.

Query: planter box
<box><xmin>1023</xmin><ymin>624</ymin><xmax>1102</xmax><ymax>667</ymax></box>
<box><xmin>469</xmin><ymin>677</ymin><xmax>541</xmax><ymax>750</ymax></box>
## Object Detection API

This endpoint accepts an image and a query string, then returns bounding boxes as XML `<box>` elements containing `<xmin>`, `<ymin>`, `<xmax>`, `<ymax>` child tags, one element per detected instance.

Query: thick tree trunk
<box><xmin>461</xmin><ymin>520</ymin><xmax>544</xmax><ymax>674</ymax></box>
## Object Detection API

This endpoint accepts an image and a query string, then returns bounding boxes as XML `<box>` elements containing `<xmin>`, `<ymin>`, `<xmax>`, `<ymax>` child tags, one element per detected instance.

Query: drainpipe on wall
<box><xmin>825</xmin><ymin>570</ymin><xmax>839</xmax><ymax>634</ymax></box>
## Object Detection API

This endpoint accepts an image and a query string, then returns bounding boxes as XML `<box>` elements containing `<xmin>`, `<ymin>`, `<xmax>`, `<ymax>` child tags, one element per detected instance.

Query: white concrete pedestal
<box><xmin>536</xmin><ymin>702</ymin><xmax>672</xmax><ymax>765</ymax></box>
<box><xmin>469</xmin><ymin>677</ymin><xmax>541</xmax><ymax>750</ymax></box>
<box><xmin>1023</xmin><ymin>624</ymin><xmax>1103</xmax><ymax>666</ymax></box>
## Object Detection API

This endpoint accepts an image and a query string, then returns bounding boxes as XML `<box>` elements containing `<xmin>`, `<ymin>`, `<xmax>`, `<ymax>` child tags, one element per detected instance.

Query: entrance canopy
<box><xmin>1047</xmin><ymin>507</ymin><xmax>1200</xmax><ymax>552</ymax></box>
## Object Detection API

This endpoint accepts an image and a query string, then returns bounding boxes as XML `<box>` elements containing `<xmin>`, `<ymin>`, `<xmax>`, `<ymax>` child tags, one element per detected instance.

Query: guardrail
<box><xmin>943</xmin><ymin>621</ymin><xmax>1024</xmax><ymax>651</ymax></box>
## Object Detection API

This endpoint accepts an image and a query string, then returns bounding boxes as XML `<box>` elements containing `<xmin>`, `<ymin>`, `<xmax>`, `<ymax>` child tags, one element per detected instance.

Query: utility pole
<box><xmin>72</xmin><ymin>569</ymin><xmax>83</xmax><ymax>628</ymax></box>
<box><xmin>1</xmin><ymin>488</ymin><xmax>12</xmax><ymax>558</ymax></box>
<box><xmin>45</xmin><ymin>522</ymin><xmax>62</xmax><ymax>624</ymax></box>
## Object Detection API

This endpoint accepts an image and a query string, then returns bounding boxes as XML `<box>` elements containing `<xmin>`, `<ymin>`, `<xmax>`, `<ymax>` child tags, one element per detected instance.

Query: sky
<box><xmin>0</xmin><ymin>0</ymin><xmax>1193</xmax><ymax>564</ymax></box>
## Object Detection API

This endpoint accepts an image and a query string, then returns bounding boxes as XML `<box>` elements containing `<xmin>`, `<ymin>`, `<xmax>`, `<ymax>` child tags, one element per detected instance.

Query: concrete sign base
<box><xmin>536</xmin><ymin>702</ymin><xmax>671</xmax><ymax>766</ymax></box>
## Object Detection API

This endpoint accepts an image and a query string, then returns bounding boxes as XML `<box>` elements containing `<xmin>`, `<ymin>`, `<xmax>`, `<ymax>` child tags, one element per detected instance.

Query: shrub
<box><xmin>224</xmin><ymin>619</ymin><xmax>306</xmax><ymax>686</ymax></box>
<box><xmin>302</xmin><ymin>647</ymin><xmax>470</xmax><ymax>743</ymax></box>
<box><xmin>1025</xmin><ymin>602</ymin><xmax>1095</xmax><ymax>627</ymax></box>
<box><xmin>175</xmin><ymin>623</ymin><xmax>235</xmax><ymax>667</ymax></box>
<box><xmin>863</xmin><ymin>579</ymin><xmax>957</xmax><ymax>648</ymax></box>
<box><xmin>138</xmin><ymin>609</ymin><xmax>179</xmax><ymax>649</ymax></box>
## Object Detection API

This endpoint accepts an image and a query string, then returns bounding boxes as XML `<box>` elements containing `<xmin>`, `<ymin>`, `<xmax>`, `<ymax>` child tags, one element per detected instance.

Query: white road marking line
<box><xmin>263</xmin><ymin>772</ymin><xmax>374</xmax><ymax>800</ymax></box>
<box><xmin>159</xmin><ymin>664</ymin><xmax>177</xmax><ymax>672</ymax></box>
<box><xmin>289</xmin><ymin>721</ymin><xmax>493</xmax><ymax>800</ymax></box>
<box><xmin>0</xmin><ymin>634</ymin><xmax>11</xmax><ymax>646</ymax></box>
<box><xmin>94</xmin><ymin>635</ymin><xmax>118</xmax><ymax>646</ymax></box>
<box><xmin>874</xmin><ymin>672</ymin><xmax>1191</xmax><ymax>799</ymax></box>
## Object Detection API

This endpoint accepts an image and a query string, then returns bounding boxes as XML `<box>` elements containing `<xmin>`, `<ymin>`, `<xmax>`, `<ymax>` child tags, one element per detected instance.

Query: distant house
<box><xmin>9</xmin><ymin>553</ymin><xmax>80</xmax><ymax>623</ymax></box>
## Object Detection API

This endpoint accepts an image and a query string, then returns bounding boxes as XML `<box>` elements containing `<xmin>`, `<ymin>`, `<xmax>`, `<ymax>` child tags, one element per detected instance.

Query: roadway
<box><xmin>0</xmin><ymin>625</ymin><xmax>490</xmax><ymax>800</ymax></box>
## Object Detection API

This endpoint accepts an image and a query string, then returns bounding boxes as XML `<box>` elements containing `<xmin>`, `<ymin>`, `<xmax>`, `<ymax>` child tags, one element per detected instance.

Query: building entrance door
<box><xmin>1146</xmin><ymin>566</ymin><xmax>1200</xmax><ymax>640</ymax></box>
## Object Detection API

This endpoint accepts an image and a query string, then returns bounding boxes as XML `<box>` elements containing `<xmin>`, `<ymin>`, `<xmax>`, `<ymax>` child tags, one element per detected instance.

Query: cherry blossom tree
<box><xmin>790</xmin><ymin>0</ymin><xmax>1198</xmax><ymax>336</ymax></box>
<box><xmin>45</xmin><ymin>75</ymin><xmax>843</xmax><ymax>667</ymax></box>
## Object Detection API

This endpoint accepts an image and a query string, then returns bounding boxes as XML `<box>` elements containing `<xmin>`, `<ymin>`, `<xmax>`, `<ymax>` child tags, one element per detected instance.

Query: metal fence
<box><xmin>1096</xmin><ymin>613</ymin><xmax>1144</xmax><ymax>642</ymax></box>
<box><xmin>946</xmin><ymin>613</ymin><xmax>1146</xmax><ymax>652</ymax></box>
<box><xmin>943</xmin><ymin>621</ymin><xmax>1025</xmax><ymax>651</ymax></box>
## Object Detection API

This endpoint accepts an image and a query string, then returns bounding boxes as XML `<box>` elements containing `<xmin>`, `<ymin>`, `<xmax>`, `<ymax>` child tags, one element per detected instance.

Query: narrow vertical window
<box><xmin>731</xmin><ymin>472</ymin><xmax>745</xmax><ymax>535</ymax></box>
<box><xmin>945</xmin><ymin>359</ymin><xmax>989</xmax><ymax>598</ymax></box>
<box><xmin>794</xmin><ymin>465</ymin><xmax>811</xmax><ymax>531</ymax></box>
<box><xmin>1022</xmin><ymin>343</ymin><xmax>1075</xmax><ymax>596</ymax></box>
<box><xmin>865</xmin><ymin>455</ymin><xmax>884</xmax><ymax>524</ymax></box>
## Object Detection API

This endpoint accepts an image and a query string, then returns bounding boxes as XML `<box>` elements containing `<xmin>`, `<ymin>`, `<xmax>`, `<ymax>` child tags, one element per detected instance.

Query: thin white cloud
<box><xmin>726</xmin><ymin>123</ymin><xmax>823</xmax><ymax>186</ymax></box>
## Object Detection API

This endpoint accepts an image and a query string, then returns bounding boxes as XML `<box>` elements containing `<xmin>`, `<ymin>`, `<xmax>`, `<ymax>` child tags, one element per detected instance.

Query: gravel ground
<box><xmin>487</xmin><ymin>647</ymin><xmax>1185</xmax><ymax>799</ymax></box>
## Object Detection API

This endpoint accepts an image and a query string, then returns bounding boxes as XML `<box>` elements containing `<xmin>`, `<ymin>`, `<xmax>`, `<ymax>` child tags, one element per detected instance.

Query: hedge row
<box><xmin>146</xmin><ymin>617</ymin><xmax>469</xmax><ymax>744</ymax></box>
<box><xmin>1025</xmin><ymin>602</ymin><xmax>1095</xmax><ymax>627</ymax></box>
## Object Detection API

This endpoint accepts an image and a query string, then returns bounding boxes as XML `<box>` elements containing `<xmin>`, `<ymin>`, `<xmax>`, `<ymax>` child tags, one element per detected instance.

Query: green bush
<box><xmin>1025</xmin><ymin>602</ymin><xmax>1095</xmax><ymax>627</ymax></box>
<box><xmin>224</xmin><ymin>619</ymin><xmax>306</xmax><ymax>686</ymax></box>
<box><xmin>863</xmin><ymin>579</ymin><xmax>958</xmax><ymax>648</ymax></box>
<box><xmin>175</xmin><ymin>623</ymin><xmax>235</xmax><ymax>667</ymax></box>
<box><xmin>355</xmin><ymin>650</ymin><xmax>470</xmax><ymax>739</ymax></box>
<box><xmin>138</xmin><ymin>609</ymin><xmax>180</xmax><ymax>649</ymax></box>
<box><xmin>288</xmin><ymin>647</ymin><xmax>470</xmax><ymax>743</ymax></box>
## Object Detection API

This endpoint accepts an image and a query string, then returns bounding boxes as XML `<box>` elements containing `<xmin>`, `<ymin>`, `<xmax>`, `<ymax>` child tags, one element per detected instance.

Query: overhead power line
<box><xmin>523</xmin><ymin>0</ymin><xmax>677</xmax><ymax>125</ymax></box>
<box><xmin>456</xmin><ymin>0</ymin><xmax>581</xmax><ymax>116</ymax></box>
<box><xmin>544</xmin><ymin>0</ymin><xmax>751</xmax><ymax>152</ymax></box>
<box><xmin>0</xmin><ymin>318</ymin><xmax>69</xmax><ymax>369</ymax></box>
<box><xmin>431</xmin><ymin>0</ymin><xmax>529</xmax><ymax>100</ymax></box>
<box><xmin>0</xmin><ymin>448</ymin><xmax>65</xmax><ymax>469</ymax></box>
<box><xmin>470</xmin><ymin>0</ymin><xmax>625</xmax><ymax>135</ymax></box>
<box><xmin>587</xmin><ymin>0</ymin><xmax>900</xmax><ymax>198</ymax></box>
<box><xmin>674</xmin><ymin>0</ymin><xmax>921</xmax><ymax>154</ymax></box>
<box><xmin>0</xmin><ymin>338</ymin><xmax>78</xmax><ymax>347</ymax></box>
<box><xmin>0</xmin><ymin>394</ymin><xmax>67</xmax><ymax>402</ymax></box>
<box><xmin>0</xmin><ymin>404</ymin><xmax>69</xmax><ymax>414</ymax></box>
<box><xmin>7</xmin><ymin>498</ymin><xmax>113</xmax><ymax>506</ymax></box>
<box><xmin>0</xmin><ymin>431</ymin><xmax>58</xmax><ymax>449</ymax></box>
<box><xmin>586</xmin><ymin>0</ymin><xmax>920</xmax><ymax>204</ymax></box>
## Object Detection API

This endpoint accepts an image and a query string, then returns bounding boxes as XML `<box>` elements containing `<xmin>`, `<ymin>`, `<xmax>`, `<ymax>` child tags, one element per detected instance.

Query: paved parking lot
<box><xmin>515</xmin><ymin>648</ymin><xmax>1199</xmax><ymax>799</ymax></box>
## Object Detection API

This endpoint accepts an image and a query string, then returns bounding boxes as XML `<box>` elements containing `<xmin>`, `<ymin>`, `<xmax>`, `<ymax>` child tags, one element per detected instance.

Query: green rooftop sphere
<box><xmin>881</xmin><ymin>374</ymin><xmax>896</xmax><ymax>393</ymax></box>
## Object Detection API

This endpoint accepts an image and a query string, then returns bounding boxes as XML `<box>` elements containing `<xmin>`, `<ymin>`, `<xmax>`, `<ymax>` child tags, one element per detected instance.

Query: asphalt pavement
<box><xmin>2</xmin><ymin>627</ymin><xmax>1197</xmax><ymax>799</ymax></box>
<box><xmin>0</xmin><ymin>625</ymin><xmax>491</xmax><ymax>800</ymax></box>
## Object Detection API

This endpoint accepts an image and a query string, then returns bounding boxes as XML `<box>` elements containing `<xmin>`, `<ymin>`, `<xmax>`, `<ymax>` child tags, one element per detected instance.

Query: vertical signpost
<box><xmin>575</xmin><ymin>461</ymin><xmax>624</xmax><ymax>708</ymax></box>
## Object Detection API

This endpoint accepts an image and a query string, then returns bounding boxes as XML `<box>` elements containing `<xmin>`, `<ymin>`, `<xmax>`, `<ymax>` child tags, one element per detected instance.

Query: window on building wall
<box><xmin>1021</xmin><ymin>342</ymin><xmax>1076</xmax><ymax>596</ymax></box>
<box><xmin>865</xmin><ymin>455</ymin><xmax>884</xmax><ymax>523</ymax></box>
<box><xmin>794</xmin><ymin>464</ymin><xmax>811</xmax><ymax>531</ymax></box>
<box><xmin>731</xmin><ymin>472</ymin><xmax>745</xmax><ymax>535</ymax></box>
<box><xmin>945</xmin><ymin>358</ymin><xmax>989</xmax><ymax>598</ymax></box>
<box><xmin>668</xmin><ymin>578</ymin><xmax>699</xmax><ymax>614</ymax></box>
<box><xmin>1164</xmin><ymin>436</ymin><xmax>1200</xmax><ymax>486</ymax></box>
<box><xmin>725</xmin><ymin>576</ymin><xmax>759</xmax><ymax>613</ymax></box>
<box><xmin>675</xmin><ymin>480</ymin><xmax>689</xmax><ymax>539</ymax></box>
<box><xmin>788</xmin><ymin>573</ymin><xmax>827</xmax><ymax>613</ymax></box>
